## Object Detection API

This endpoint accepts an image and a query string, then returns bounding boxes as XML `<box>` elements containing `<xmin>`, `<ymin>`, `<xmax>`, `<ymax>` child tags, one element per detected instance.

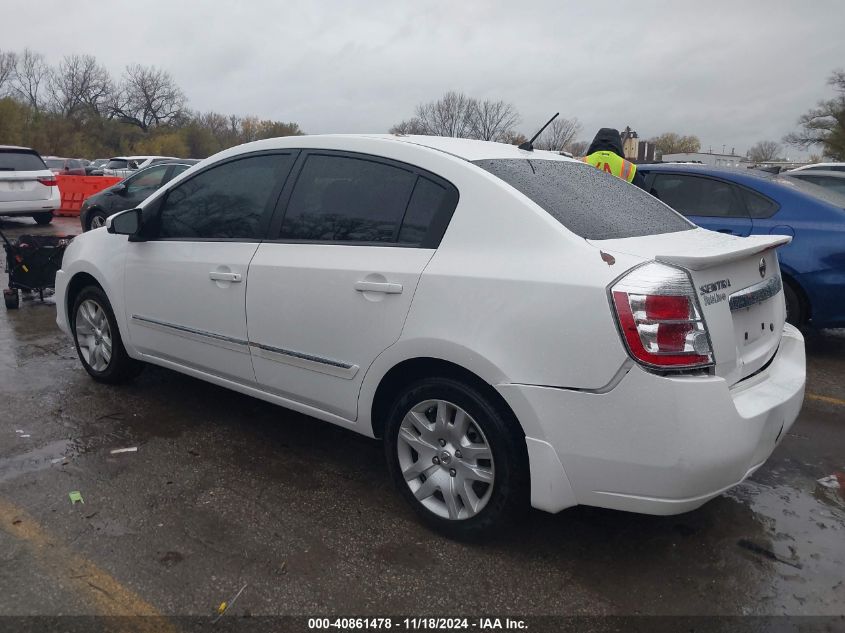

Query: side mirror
<box><xmin>107</xmin><ymin>208</ymin><xmax>143</xmax><ymax>238</ymax></box>
<box><xmin>111</xmin><ymin>182</ymin><xmax>127</xmax><ymax>195</ymax></box>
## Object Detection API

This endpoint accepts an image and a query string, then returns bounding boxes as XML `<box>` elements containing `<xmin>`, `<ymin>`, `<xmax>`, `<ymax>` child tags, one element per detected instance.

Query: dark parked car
<box><xmin>783</xmin><ymin>170</ymin><xmax>845</xmax><ymax>196</ymax></box>
<box><xmin>80</xmin><ymin>161</ymin><xmax>195</xmax><ymax>231</ymax></box>
<box><xmin>638</xmin><ymin>163</ymin><xmax>845</xmax><ymax>328</ymax></box>
<box><xmin>44</xmin><ymin>157</ymin><xmax>86</xmax><ymax>176</ymax></box>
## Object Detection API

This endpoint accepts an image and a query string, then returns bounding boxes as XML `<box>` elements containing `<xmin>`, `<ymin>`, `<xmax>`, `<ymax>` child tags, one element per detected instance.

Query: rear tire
<box><xmin>32</xmin><ymin>212</ymin><xmax>53</xmax><ymax>225</ymax></box>
<box><xmin>71</xmin><ymin>286</ymin><xmax>143</xmax><ymax>383</ymax></box>
<box><xmin>384</xmin><ymin>376</ymin><xmax>529</xmax><ymax>539</ymax></box>
<box><xmin>784</xmin><ymin>279</ymin><xmax>806</xmax><ymax>326</ymax></box>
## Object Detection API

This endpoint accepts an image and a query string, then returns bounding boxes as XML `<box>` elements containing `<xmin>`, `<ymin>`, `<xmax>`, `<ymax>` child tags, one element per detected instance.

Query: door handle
<box><xmin>354</xmin><ymin>281</ymin><xmax>403</xmax><ymax>294</ymax></box>
<box><xmin>209</xmin><ymin>271</ymin><xmax>242</xmax><ymax>283</ymax></box>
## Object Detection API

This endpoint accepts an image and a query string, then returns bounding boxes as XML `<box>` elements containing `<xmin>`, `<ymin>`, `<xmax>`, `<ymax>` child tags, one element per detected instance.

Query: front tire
<box><xmin>385</xmin><ymin>377</ymin><xmax>528</xmax><ymax>538</ymax></box>
<box><xmin>32</xmin><ymin>212</ymin><xmax>53</xmax><ymax>225</ymax></box>
<box><xmin>87</xmin><ymin>209</ymin><xmax>109</xmax><ymax>231</ymax></box>
<box><xmin>71</xmin><ymin>286</ymin><xmax>143</xmax><ymax>383</ymax></box>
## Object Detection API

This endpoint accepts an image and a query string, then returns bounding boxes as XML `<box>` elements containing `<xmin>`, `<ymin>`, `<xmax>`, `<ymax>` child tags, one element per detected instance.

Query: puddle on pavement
<box><xmin>727</xmin><ymin>472</ymin><xmax>845</xmax><ymax>614</ymax></box>
<box><xmin>0</xmin><ymin>438</ymin><xmax>80</xmax><ymax>483</ymax></box>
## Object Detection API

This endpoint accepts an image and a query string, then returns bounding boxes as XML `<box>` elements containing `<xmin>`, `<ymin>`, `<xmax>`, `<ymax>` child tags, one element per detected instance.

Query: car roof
<box><xmin>209</xmin><ymin>134</ymin><xmax>577</xmax><ymax>165</ymax></box>
<box><xmin>790</xmin><ymin>162</ymin><xmax>845</xmax><ymax>170</ymax></box>
<box><xmin>784</xmin><ymin>170</ymin><xmax>845</xmax><ymax>179</ymax></box>
<box><xmin>0</xmin><ymin>145</ymin><xmax>37</xmax><ymax>151</ymax></box>
<box><xmin>637</xmin><ymin>162</ymin><xmax>776</xmax><ymax>183</ymax></box>
<box><xmin>361</xmin><ymin>134</ymin><xmax>576</xmax><ymax>162</ymax></box>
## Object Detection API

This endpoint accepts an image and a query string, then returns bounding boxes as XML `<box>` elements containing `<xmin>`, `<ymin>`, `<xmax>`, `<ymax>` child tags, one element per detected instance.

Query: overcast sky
<box><xmin>3</xmin><ymin>0</ymin><xmax>843</xmax><ymax>158</ymax></box>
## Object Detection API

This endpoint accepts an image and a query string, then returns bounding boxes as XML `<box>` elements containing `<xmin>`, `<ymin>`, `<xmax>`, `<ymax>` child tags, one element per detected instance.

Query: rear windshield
<box><xmin>777</xmin><ymin>175</ymin><xmax>845</xmax><ymax>208</ymax></box>
<box><xmin>106</xmin><ymin>159</ymin><xmax>128</xmax><ymax>169</ymax></box>
<box><xmin>473</xmin><ymin>159</ymin><xmax>693</xmax><ymax>240</ymax></box>
<box><xmin>0</xmin><ymin>150</ymin><xmax>48</xmax><ymax>171</ymax></box>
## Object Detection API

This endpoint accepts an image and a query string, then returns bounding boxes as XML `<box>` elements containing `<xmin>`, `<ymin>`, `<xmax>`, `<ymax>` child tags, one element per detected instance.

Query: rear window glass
<box><xmin>0</xmin><ymin>151</ymin><xmax>48</xmax><ymax>171</ymax></box>
<box><xmin>473</xmin><ymin>159</ymin><xmax>693</xmax><ymax>240</ymax></box>
<box><xmin>106</xmin><ymin>159</ymin><xmax>128</xmax><ymax>169</ymax></box>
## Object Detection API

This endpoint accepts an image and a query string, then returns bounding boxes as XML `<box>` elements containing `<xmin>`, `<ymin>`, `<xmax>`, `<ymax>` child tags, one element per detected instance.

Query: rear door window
<box><xmin>157</xmin><ymin>153</ymin><xmax>295</xmax><ymax>240</ymax></box>
<box><xmin>278</xmin><ymin>154</ymin><xmax>417</xmax><ymax>243</ymax></box>
<box><xmin>398</xmin><ymin>177</ymin><xmax>452</xmax><ymax>245</ymax></box>
<box><xmin>650</xmin><ymin>174</ymin><xmax>747</xmax><ymax>218</ymax></box>
<box><xmin>474</xmin><ymin>159</ymin><xmax>692</xmax><ymax>240</ymax></box>
<box><xmin>742</xmin><ymin>189</ymin><xmax>779</xmax><ymax>218</ymax></box>
<box><xmin>125</xmin><ymin>165</ymin><xmax>169</xmax><ymax>195</ymax></box>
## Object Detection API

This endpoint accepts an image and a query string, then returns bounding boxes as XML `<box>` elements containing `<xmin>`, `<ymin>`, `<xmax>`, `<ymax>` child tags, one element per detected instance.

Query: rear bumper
<box><xmin>498</xmin><ymin>323</ymin><xmax>806</xmax><ymax>515</ymax></box>
<box><xmin>0</xmin><ymin>192</ymin><xmax>61</xmax><ymax>216</ymax></box>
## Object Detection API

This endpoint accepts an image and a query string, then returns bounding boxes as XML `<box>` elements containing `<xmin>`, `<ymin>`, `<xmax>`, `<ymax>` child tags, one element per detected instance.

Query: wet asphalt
<box><xmin>0</xmin><ymin>216</ymin><xmax>843</xmax><ymax>623</ymax></box>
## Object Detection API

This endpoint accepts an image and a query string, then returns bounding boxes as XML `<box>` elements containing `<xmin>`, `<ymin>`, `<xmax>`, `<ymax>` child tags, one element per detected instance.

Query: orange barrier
<box><xmin>55</xmin><ymin>175</ymin><xmax>123</xmax><ymax>217</ymax></box>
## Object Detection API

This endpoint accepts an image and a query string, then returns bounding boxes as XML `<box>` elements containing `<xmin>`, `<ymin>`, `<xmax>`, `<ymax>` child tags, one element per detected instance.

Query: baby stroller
<box><xmin>1</xmin><ymin>228</ymin><xmax>73</xmax><ymax>309</ymax></box>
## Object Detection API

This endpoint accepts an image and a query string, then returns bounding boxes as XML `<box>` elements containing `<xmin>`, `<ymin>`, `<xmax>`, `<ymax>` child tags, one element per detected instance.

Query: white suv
<box><xmin>55</xmin><ymin>135</ymin><xmax>806</xmax><ymax>537</ymax></box>
<box><xmin>0</xmin><ymin>146</ymin><xmax>61</xmax><ymax>225</ymax></box>
<box><xmin>101</xmin><ymin>156</ymin><xmax>175</xmax><ymax>178</ymax></box>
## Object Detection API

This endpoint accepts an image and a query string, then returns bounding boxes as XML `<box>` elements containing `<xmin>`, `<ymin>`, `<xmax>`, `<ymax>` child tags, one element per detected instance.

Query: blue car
<box><xmin>637</xmin><ymin>164</ymin><xmax>845</xmax><ymax>328</ymax></box>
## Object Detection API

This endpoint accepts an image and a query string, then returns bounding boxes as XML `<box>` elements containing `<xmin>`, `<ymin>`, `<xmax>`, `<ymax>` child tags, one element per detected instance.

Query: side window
<box><xmin>651</xmin><ymin>175</ymin><xmax>746</xmax><ymax>218</ymax></box>
<box><xmin>279</xmin><ymin>154</ymin><xmax>416</xmax><ymax>243</ymax></box>
<box><xmin>126</xmin><ymin>166</ymin><xmax>169</xmax><ymax>194</ymax></box>
<box><xmin>742</xmin><ymin>189</ymin><xmax>779</xmax><ymax>218</ymax></box>
<box><xmin>398</xmin><ymin>177</ymin><xmax>450</xmax><ymax>245</ymax></box>
<box><xmin>158</xmin><ymin>154</ymin><xmax>294</xmax><ymax>240</ymax></box>
<box><xmin>161</xmin><ymin>164</ymin><xmax>190</xmax><ymax>185</ymax></box>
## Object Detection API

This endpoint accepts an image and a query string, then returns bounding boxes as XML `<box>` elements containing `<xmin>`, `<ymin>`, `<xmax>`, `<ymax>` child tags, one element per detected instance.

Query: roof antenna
<box><xmin>519</xmin><ymin>112</ymin><xmax>559</xmax><ymax>152</ymax></box>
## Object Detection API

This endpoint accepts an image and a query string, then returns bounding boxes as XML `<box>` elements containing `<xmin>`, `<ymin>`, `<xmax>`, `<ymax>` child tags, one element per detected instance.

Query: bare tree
<box><xmin>11</xmin><ymin>48</ymin><xmax>50</xmax><ymax>110</ymax></box>
<box><xmin>414</xmin><ymin>91</ymin><xmax>476</xmax><ymax>138</ymax></box>
<box><xmin>470</xmin><ymin>99</ymin><xmax>519</xmax><ymax>141</ymax></box>
<box><xmin>0</xmin><ymin>50</ymin><xmax>17</xmax><ymax>96</ymax></box>
<box><xmin>47</xmin><ymin>54</ymin><xmax>113</xmax><ymax>119</ymax></box>
<box><xmin>746</xmin><ymin>140</ymin><xmax>782</xmax><ymax>162</ymax></box>
<box><xmin>534</xmin><ymin>117</ymin><xmax>582</xmax><ymax>151</ymax></box>
<box><xmin>785</xmin><ymin>69</ymin><xmax>845</xmax><ymax>160</ymax></box>
<box><xmin>389</xmin><ymin>117</ymin><xmax>427</xmax><ymax>135</ymax></box>
<box><xmin>109</xmin><ymin>64</ymin><xmax>186</xmax><ymax>131</ymax></box>
<box><xmin>568</xmin><ymin>140</ymin><xmax>589</xmax><ymax>156</ymax></box>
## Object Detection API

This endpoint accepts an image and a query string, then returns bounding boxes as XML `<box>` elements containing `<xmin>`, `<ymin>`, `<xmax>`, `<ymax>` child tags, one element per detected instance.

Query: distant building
<box><xmin>662</xmin><ymin>151</ymin><xmax>746</xmax><ymax>167</ymax></box>
<box><xmin>621</xmin><ymin>127</ymin><xmax>639</xmax><ymax>160</ymax></box>
<box><xmin>620</xmin><ymin>126</ymin><xmax>656</xmax><ymax>162</ymax></box>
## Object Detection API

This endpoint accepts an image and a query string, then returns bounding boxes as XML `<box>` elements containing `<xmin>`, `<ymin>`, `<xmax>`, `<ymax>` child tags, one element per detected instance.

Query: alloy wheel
<box><xmin>90</xmin><ymin>214</ymin><xmax>107</xmax><ymax>229</ymax></box>
<box><xmin>75</xmin><ymin>299</ymin><xmax>112</xmax><ymax>372</ymax></box>
<box><xmin>397</xmin><ymin>399</ymin><xmax>495</xmax><ymax>520</ymax></box>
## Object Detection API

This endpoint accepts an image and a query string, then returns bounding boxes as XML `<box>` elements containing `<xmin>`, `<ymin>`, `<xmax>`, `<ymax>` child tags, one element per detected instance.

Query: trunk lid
<box><xmin>0</xmin><ymin>170</ymin><xmax>52</xmax><ymax>202</ymax></box>
<box><xmin>591</xmin><ymin>228</ymin><xmax>790</xmax><ymax>385</ymax></box>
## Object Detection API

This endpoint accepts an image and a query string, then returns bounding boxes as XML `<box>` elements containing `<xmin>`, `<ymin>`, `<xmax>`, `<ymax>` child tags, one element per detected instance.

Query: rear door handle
<box><xmin>354</xmin><ymin>281</ymin><xmax>403</xmax><ymax>294</ymax></box>
<box><xmin>209</xmin><ymin>271</ymin><xmax>242</xmax><ymax>283</ymax></box>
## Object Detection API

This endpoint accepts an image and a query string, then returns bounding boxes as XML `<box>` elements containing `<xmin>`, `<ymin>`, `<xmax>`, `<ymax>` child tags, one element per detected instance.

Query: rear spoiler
<box><xmin>655</xmin><ymin>235</ymin><xmax>791</xmax><ymax>270</ymax></box>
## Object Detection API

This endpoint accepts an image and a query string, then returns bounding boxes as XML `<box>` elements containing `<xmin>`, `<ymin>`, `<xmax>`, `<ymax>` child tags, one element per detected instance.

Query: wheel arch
<box><xmin>780</xmin><ymin>268</ymin><xmax>811</xmax><ymax>323</ymax></box>
<box><xmin>65</xmin><ymin>271</ymin><xmax>104</xmax><ymax>325</ymax></box>
<box><xmin>368</xmin><ymin>356</ymin><xmax>524</xmax><ymax>441</ymax></box>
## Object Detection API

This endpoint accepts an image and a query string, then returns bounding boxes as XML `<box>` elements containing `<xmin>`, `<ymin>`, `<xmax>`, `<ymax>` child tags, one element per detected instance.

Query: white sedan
<box><xmin>55</xmin><ymin>134</ymin><xmax>806</xmax><ymax>537</ymax></box>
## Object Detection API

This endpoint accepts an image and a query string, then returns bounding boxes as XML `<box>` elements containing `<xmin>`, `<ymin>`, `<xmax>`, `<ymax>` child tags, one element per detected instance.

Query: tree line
<box><xmin>0</xmin><ymin>48</ymin><xmax>302</xmax><ymax>159</ymax></box>
<box><xmin>1</xmin><ymin>47</ymin><xmax>842</xmax><ymax>163</ymax></box>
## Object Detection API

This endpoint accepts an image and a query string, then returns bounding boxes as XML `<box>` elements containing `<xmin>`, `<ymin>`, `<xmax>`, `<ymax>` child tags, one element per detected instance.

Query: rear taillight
<box><xmin>610</xmin><ymin>262</ymin><xmax>713</xmax><ymax>370</ymax></box>
<box><xmin>37</xmin><ymin>176</ymin><xmax>57</xmax><ymax>187</ymax></box>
